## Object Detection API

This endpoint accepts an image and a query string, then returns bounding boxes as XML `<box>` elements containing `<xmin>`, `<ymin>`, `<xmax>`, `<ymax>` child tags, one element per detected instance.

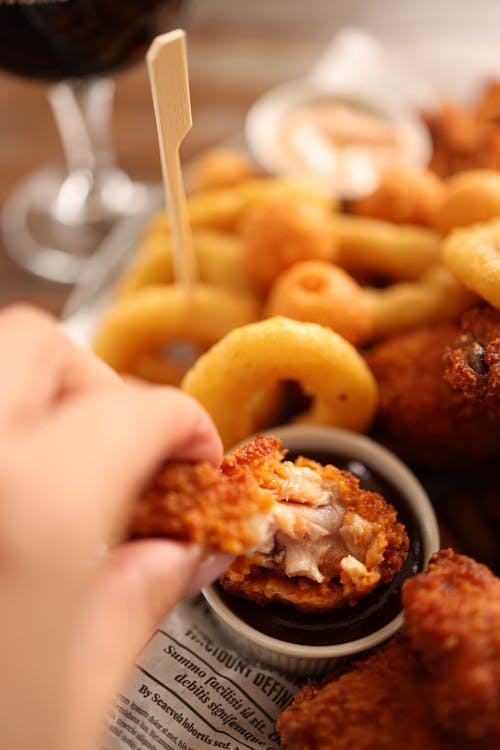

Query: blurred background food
<box><xmin>3</xmin><ymin>0</ymin><xmax>500</xmax><ymax>309</ymax></box>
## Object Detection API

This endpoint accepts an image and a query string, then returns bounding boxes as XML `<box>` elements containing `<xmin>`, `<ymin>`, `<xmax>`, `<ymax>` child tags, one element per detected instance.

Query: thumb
<box><xmin>68</xmin><ymin>540</ymin><xmax>231</xmax><ymax>749</ymax></box>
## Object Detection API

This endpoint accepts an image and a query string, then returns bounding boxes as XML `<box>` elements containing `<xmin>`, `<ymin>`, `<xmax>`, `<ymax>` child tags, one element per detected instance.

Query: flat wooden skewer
<box><xmin>147</xmin><ymin>29</ymin><xmax>197</xmax><ymax>293</ymax></box>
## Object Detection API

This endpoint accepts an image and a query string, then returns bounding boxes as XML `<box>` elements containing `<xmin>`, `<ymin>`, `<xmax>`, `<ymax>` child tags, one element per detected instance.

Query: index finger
<box><xmin>3</xmin><ymin>381</ymin><xmax>223</xmax><ymax>556</ymax></box>
<box><xmin>0</xmin><ymin>305</ymin><xmax>119</xmax><ymax>431</ymax></box>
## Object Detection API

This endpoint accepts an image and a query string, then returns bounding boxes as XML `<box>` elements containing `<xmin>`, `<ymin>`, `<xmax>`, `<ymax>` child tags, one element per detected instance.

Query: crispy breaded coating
<box><xmin>424</xmin><ymin>82</ymin><xmax>500</xmax><ymax>178</ymax></box>
<box><xmin>130</xmin><ymin>459</ymin><xmax>274</xmax><ymax>555</ymax></box>
<box><xmin>277</xmin><ymin>551</ymin><xmax>500</xmax><ymax>750</ymax></box>
<box><xmin>402</xmin><ymin>550</ymin><xmax>500</xmax><ymax>747</ymax></box>
<box><xmin>276</xmin><ymin>637</ymin><xmax>454</xmax><ymax>750</ymax></box>
<box><xmin>366</xmin><ymin>321</ymin><xmax>500</xmax><ymax>466</ymax></box>
<box><xmin>130</xmin><ymin>435</ymin><xmax>408</xmax><ymax>610</ymax></box>
<box><xmin>130</xmin><ymin>436</ymin><xmax>288</xmax><ymax>554</ymax></box>
<box><xmin>241</xmin><ymin>196</ymin><xmax>337</xmax><ymax>289</ymax></box>
<box><xmin>444</xmin><ymin>305</ymin><xmax>500</xmax><ymax>408</ymax></box>
<box><xmin>220</xmin><ymin>438</ymin><xmax>408</xmax><ymax>612</ymax></box>
<box><xmin>349</xmin><ymin>167</ymin><xmax>446</xmax><ymax>228</ymax></box>
<box><xmin>220</xmin><ymin>433</ymin><xmax>289</xmax><ymax>490</ymax></box>
<box><xmin>264</xmin><ymin>260</ymin><xmax>373</xmax><ymax>346</ymax></box>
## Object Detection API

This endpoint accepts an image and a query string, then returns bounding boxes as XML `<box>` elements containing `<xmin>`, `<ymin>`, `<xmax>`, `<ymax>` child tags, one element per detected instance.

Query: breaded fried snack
<box><xmin>241</xmin><ymin>195</ymin><xmax>337</xmax><ymax>288</ymax></box>
<box><xmin>130</xmin><ymin>435</ymin><xmax>408</xmax><ymax>611</ymax></box>
<box><xmin>403</xmin><ymin>550</ymin><xmax>500</xmax><ymax>746</ymax></box>
<box><xmin>350</xmin><ymin>167</ymin><xmax>446</xmax><ymax>228</ymax></box>
<box><xmin>444</xmin><ymin>304</ymin><xmax>500</xmax><ymax>407</ymax></box>
<box><xmin>130</xmin><ymin>458</ymin><xmax>275</xmax><ymax>555</ymax></box>
<box><xmin>265</xmin><ymin>260</ymin><xmax>373</xmax><ymax>346</ymax></box>
<box><xmin>365</xmin><ymin>317</ymin><xmax>500</xmax><ymax>466</ymax></box>
<box><xmin>219</xmin><ymin>436</ymin><xmax>409</xmax><ymax>612</ymax></box>
<box><xmin>435</xmin><ymin>169</ymin><xmax>500</xmax><ymax>235</ymax></box>
<box><xmin>276</xmin><ymin>637</ymin><xmax>449</xmax><ymax>750</ymax></box>
<box><xmin>277</xmin><ymin>550</ymin><xmax>500</xmax><ymax>750</ymax></box>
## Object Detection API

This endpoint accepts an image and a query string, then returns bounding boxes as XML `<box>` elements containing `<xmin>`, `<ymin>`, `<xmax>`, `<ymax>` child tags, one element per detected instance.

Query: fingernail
<box><xmin>185</xmin><ymin>552</ymin><xmax>235</xmax><ymax>596</ymax></box>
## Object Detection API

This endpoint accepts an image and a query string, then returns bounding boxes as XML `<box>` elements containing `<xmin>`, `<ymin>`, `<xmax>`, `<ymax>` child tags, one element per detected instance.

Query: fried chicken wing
<box><xmin>129</xmin><ymin>459</ymin><xmax>275</xmax><ymax>555</ymax></box>
<box><xmin>444</xmin><ymin>305</ymin><xmax>500</xmax><ymax>408</ymax></box>
<box><xmin>220</xmin><ymin>437</ymin><xmax>408</xmax><ymax>612</ymax></box>
<box><xmin>423</xmin><ymin>81</ymin><xmax>500</xmax><ymax>178</ymax></box>
<box><xmin>276</xmin><ymin>636</ymin><xmax>454</xmax><ymax>750</ymax></box>
<box><xmin>402</xmin><ymin>549</ymin><xmax>500</xmax><ymax>746</ymax></box>
<box><xmin>277</xmin><ymin>550</ymin><xmax>500</xmax><ymax>750</ymax></box>
<box><xmin>130</xmin><ymin>435</ymin><xmax>409</xmax><ymax>611</ymax></box>
<box><xmin>365</xmin><ymin>314</ymin><xmax>500</xmax><ymax>466</ymax></box>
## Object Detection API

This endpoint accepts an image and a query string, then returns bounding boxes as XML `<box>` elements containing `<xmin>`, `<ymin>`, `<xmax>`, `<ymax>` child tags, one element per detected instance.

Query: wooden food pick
<box><xmin>147</xmin><ymin>29</ymin><xmax>197</xmax><ymax>293</ymax></box>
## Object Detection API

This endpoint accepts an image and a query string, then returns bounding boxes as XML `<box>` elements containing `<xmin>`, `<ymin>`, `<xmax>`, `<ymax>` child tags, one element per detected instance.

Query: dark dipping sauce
<box><xmin>217</xmin><ymin>450</ymin><xmax>424</xmax><ymax>647</ymax></box>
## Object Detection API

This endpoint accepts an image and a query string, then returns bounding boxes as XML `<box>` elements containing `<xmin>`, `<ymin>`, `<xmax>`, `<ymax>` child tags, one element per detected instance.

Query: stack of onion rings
<box><xmin>92</xmin><ymin>148</ymin><xmax>500</xmax><ymax>452</ymax></box>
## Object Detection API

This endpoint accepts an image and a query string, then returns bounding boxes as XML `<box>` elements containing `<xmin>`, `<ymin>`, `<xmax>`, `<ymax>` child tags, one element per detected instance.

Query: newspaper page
<box><xmin>101</xmin><ymin>595</ymin><xmax>306</xmax><ymax>750</ymax></box>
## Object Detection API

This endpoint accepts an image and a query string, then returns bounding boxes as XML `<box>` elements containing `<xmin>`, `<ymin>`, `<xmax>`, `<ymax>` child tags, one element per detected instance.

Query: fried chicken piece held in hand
<box><xmin>220</xmin><ymin>436</ymin><xmax>409</xmax><ymax>613</ymax></box>
<box><xmin>130</xmin><ymin>456</ymin><xmax>275</xmax><ymax>555</ymax></box>
<box><xmin>130</xmin><ymin>435</ymin><xmax>409</xmax><ymax>612</ymax></box>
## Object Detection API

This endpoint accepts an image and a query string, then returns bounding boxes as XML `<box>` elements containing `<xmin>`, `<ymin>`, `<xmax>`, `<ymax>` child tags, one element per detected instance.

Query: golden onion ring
<box><xmin>182</xmin><ymin>316</ymin><xmax>378</xmax><ymax>449</ymax></box>
<box><xmin>335</xmin><ymin>214</ymin><xmax>441</xmax><ymax>281</ymax></box>
<box><xmin>93</xmin><ymin>284</ymin><xmax>260</xmax><ymax>374</ymax></box>
<box><xmin>442</xmin><ymin>219</ymin><xmax>500</xmax><ymax>308</ymax></box>
<box><xmin>265</xmin><ymin>260</ymin><xmax>373</xmax><ymax>345</ymax></box>
<box><xmin>129</xmin><ymin>354</ymin><xmax>186</xmax><ymax>386</ymax></box>
<box><xmin>117</xmin><ymin>229</ymin><xmax>255</xmax><ymax>298</ymax></box>
<box><xmin>435</xmin><ymin>169</ymin><xmax>500</xmax><ymax>235</ymax></box>
<box><xmin>365</xmin><ymin>265</ymin><xmax>478</xmax><ymax>339</ymax></box>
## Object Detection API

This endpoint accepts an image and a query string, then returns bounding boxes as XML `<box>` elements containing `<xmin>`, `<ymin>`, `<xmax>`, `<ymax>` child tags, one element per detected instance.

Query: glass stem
<box><xmin>48</xmin><ymin>77</ymin><xmax>116</xmax><ymax>176</ymax></box>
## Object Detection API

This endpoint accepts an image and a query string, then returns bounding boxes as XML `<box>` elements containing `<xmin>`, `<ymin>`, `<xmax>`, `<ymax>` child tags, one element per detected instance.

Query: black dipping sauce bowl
<box><xmin>203</xmin><ymin>425</ymin><xmax>440</xmax><ymax>676</ymax></box>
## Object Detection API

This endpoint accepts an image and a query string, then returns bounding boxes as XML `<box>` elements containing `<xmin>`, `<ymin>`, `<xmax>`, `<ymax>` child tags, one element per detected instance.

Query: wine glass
<box><xmin>0</xmin><ymin>0</ymin><xmax>187</xmax><ymax>284</ymax></box>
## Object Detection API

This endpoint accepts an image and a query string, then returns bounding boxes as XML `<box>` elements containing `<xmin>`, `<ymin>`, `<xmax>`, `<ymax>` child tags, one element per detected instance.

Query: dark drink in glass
<box><xmin>0</xmin><ymin>0</ymin><xmax>185</xmax><ymax>81</ymax></box>
<box><xmin>0</xmin><ymin>0</ymin><xmax>189</xmax><ymax>283</ymax></box>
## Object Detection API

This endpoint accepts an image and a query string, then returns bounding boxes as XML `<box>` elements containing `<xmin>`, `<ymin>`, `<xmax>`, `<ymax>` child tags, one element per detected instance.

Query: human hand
<box><xmin>0</xmin><ymin>305</ymin><xmax>229</xmax><ymax>750</ymax></box>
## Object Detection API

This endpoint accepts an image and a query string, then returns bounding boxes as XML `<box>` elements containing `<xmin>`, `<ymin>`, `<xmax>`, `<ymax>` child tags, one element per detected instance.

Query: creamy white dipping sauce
<box><xmin>278</xmin><ymin>99</ymin><xmax>416</xmax><ymax>197</ymax></box>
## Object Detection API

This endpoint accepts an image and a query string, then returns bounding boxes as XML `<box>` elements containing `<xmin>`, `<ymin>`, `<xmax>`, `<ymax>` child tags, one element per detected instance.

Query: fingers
<box><xmin>0</xmin><ymin>303</ymin><xmax>223</xmax><ymax>551</ymax></box>
<box><xmin>0</xmin><ymin>305</ymin><xmax>118</xmax><ymax>431</ymax></box>
<box><xmin>44</xmin><ymin>380</ymin><xmax>223</xmax><ymax>497</ymax></box>
<box><xmin>3</xmin><ymin>382</ymin><xmax>223</xmax><ymax>556</ymax></box>
<box><xmin>0</xmin><ymin>303</ymin><xmax>224</xmax><ymax>580</ymax></box>
<box><xmin>0</xmin><ymin>304</ymin><xmax>222</xmax><ymax>470</ymax></box>
<box><xmin>0</xmin><ymin>304</ymin><xmax>230</xmax><ymax>750</ymax></box>
<box><xmin>68</xmin><ymin>540</ymin><xmax>228</xmax><ymax>745</ymax></box>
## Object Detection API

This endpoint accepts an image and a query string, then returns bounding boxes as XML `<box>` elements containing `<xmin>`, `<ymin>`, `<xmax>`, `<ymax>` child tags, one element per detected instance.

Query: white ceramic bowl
<box><xmin>203</xmin><ymin>425</ymin><xmax>439</xmax><ymax>676</ymax></box>
<box><xmin>245</xmin><ymin>79</ymin><xmax>432</xmax><ymax>199</ymax></box>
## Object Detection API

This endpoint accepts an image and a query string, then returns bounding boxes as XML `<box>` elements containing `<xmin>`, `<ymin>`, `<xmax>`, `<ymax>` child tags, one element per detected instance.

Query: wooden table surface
<box><xmin>0</xmin><ymin>0</ymin><xmax>354</xmax><ymax>316</ymax></box>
